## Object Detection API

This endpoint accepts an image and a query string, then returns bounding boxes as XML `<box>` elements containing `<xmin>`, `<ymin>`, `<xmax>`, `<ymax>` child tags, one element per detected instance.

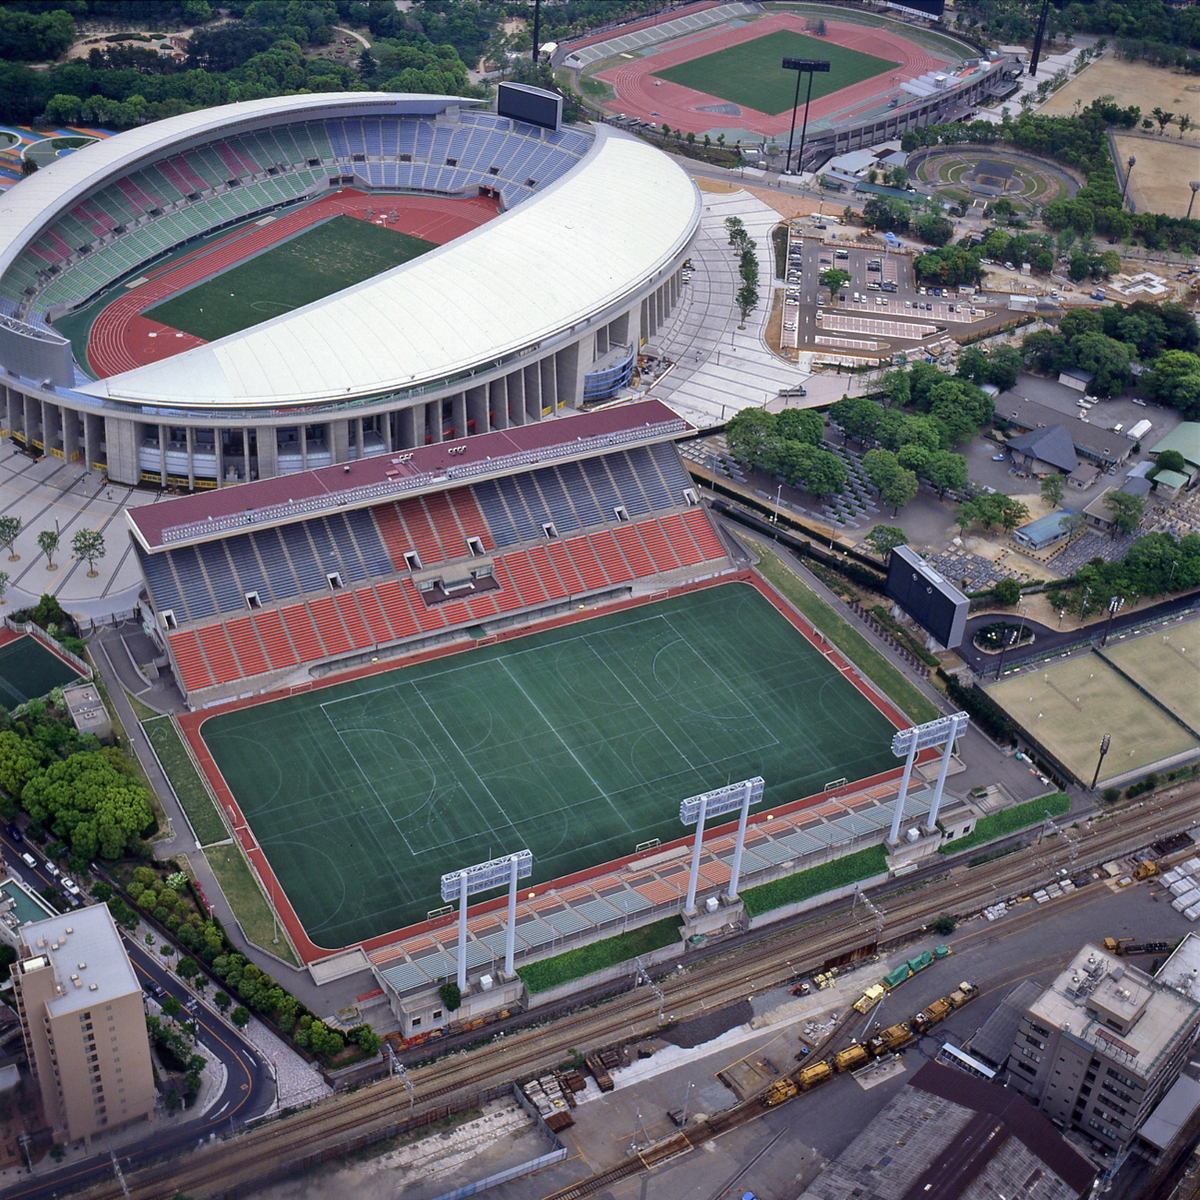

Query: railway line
<box><xmin>65</xmin><ymin>783</ymin><xmax>1199</xmax><ymax>1200</ymax></box>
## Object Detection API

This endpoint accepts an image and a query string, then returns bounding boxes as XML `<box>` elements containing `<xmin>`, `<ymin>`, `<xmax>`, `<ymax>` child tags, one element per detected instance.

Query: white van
<box><xmin>853</xmin><ymin>292</ymin><xmax>860</xmax><ymax>302</ymax></box>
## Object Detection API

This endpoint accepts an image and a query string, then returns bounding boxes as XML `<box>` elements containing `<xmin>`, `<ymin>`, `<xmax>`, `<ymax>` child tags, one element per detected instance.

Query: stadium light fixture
<box><xmin>888</xmin><ymin>713</ymin><xmax>969</xmax><ymax>843</ymax></box>
<box><xmin>679</xmin><ymin>777</ymin><xmax>764</xmax><ymax>912</ymax></box>
<box><xmin>442</xmin><ymin>850</ymin><xmax>533</xmax><ymax>990</ymax></box>
<box><xmin>782</xmin><ymin>59</ymin><xmax>830</xmax><ymax>177</ymax></box>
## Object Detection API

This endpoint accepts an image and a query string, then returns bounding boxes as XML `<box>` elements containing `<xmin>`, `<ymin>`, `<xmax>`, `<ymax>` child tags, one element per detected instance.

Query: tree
<box><xmin>735</xmin><ymin>280</ymin><xmax>758</xmax><ymax>326</ymax></box>
<box><xmin>1153</xmin><ymin>450</ymin><xmax>1188</xmax><ymax>477</ymax></box>
<box><xmin>724</xmin><ymin>408</ymin><xmax>775</xmax><ymax>468</ymax></box>
<box><xmin>1041</xmin><ymin>473</ymin><xmax>1065</xmax><ymax>509</ymax></box>
<box><xmin>351</xmin><ymin>1024</ymin><xmax>382</xmax><ymax>1055</ymax></box>
<box><xmin>829</xmin><ymin>395</ymin><xmax>882</xmax><ymax>444</ymax></box>
<box><xmin>915</xmin><ymin>213</ymin><xmax>954</xmax><ymax>247</ymax></box>
<box><xmin>818</xmin><ymin>268</ymin><xmax>851</xmax><ymax>302</ymax></box>
<box><xmin>1105</xmin><ymin>490</ymin><xmax>1144</xmax><ymax>535</ymax></box>
<box><xmin>230</xmin><ymin>1006</ymin><xmax>250</xmax><ymax>1028</ymax></box>
<box><xmin>176</xmin><ymin>957</ymin><xmax>199</xmax><ymax>982</ymax></box>
<box><xmin>36</xmin><ymin>529</ymin><xmax>58</xmax><ymax>571</ymax></box>
<box><xmin>924</xmin><ymin>450</ymin><xmax>968</xmax><ymax>497</ymax></box>
<box><xmin>70</xmin><ymin>528</ymin><xmax>105</xmax><ymax>577</ymax></box>
<box><xmin>998</xmin><ymin>497</ymin><xmax>1030</xmax><ymax>533</ymax></box>
<box><xmin>0</xmin><ymin>572</ymin><xmax>7</xmax><ymax>606</ymax></box>
<box><xmin>865</xmin><ymin>525</ymin><xmax>907</xmax><ymax>559</ymax></box>
<box><xmin>1153</xmin><ymin>106</ymin><xmax>1175</xmax><ymax>134</ymax></box>
<box><xmin>880</xmin><ymin>468</ymin><xmax>918</xmax><ymax>515</ymax></box>
<box><xmin>0</xmin><ymin>516</ymin><xmax>18</xmax><ymax>561</ymax></box>
<box><xmin>987</xmin><ymin>345</ymin><xmax>1022</xmax><ymax>392</ymax></box>
<box><xmin>993</xmin><ymin>578</ymin><xmax>1021</xmax><ymax>606</ymax></box>
<box><xmin>1179</xmin><ymin>113</ymin><xmax>1192</xmax><ymax>138</ymax></box>
<box><xmin>862</xmin><ymin>448</ymin><xmax>900</xmax><ymax>492</ymax></box>
<box><xmin>439</xmin><ymin>980</ymin><xmax>462</xmax><ymax>1012</ymax></box>
<box><xmin>214</xmin><ymin>990</ymin><xmax>231</xmax><ymax>1013</ymax></box>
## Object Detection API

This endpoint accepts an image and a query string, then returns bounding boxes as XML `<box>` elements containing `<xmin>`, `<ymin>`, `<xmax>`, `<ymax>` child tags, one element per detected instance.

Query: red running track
<box><xmin>86</xmin><ymin>190</ymin><xmax>499</xmax><ymax>379</ymax></box>
<box><xmin>598</xmin><ymin>13</ymin><xmax>944</xmax><ymax>138</ymax></box>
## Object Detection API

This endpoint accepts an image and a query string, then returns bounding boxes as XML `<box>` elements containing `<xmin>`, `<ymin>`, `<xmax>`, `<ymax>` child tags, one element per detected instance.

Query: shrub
<box><xmin>742</xmin><ymin>845</ymin><xmax>889</xmax><ymax>917</ymax></box>
<box><xmin>1102</xmin><ymin>787</ymin><xmax>1121</xmax><ymax>804</ymax></box>
<box><xmin>518</xmin><ymin>917</ymin><xmax>680</xmax><ymax>994</ymax></box>
<box><xmin>931</xmin><ymin>913</ymin><xmax>957</xmax><ymax>934</ymax></box>
<box><xmin>439</xmin><ymin>981</ymin><xmax>462</xmax><ymax>1012</ymax></box>
<box><xmin>938</xmin><ymin>792</ymin><xmax>1070</xmax><ymax>855</ymax></box>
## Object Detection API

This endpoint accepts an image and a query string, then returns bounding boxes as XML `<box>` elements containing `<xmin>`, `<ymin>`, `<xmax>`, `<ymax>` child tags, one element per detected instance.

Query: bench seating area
<box><xmin>145</xmin><ymin>440</ymin><xmax>726</xmax><ymax>701</ymax></box>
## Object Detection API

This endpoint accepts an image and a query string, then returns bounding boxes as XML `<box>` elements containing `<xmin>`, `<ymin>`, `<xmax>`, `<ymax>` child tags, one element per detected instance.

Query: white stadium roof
<box><xmin>0</xmin><ymin>92</ymin><xmax>700</xmax><ymax>412</ymax></box>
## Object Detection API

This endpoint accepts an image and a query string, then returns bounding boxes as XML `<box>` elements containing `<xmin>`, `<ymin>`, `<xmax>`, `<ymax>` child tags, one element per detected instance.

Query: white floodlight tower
<box><xmin>441</xmin><ymin>849</ymin><xmax>533</xmax><ymax>991</ymax></box>
<box><xmin>887</xmin><ymin>712</ymin><xmax>969</xmax><ymax>844</ymax></box>
<box><xmin>679</xmin><ymin>777</ymin><xmax>765</xmax><ymax>913</ymax></box>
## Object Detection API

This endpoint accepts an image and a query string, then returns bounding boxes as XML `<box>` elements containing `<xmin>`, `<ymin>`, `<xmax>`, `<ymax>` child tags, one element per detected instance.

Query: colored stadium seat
<box><xmin>196</xmin><ymin>625</ymin><xmax>242</xmax><ymax>685</ymax></box>
<box><xmin>309</xmin><ymin>597</ymin><xmax>353</xmax><ymax>655</ymax></box>
<box><xmin>168</xmin><ymin>630</ymin><xmax>214</xmax><ymax>692</ymax></box>
<box><xmin>225</xmin><ymin>616</ymin><xmax>270</xmax><ymax>676</ymax></box>
<box><xmin>634</xmin><ymin>520</ymin><xmax>680</xmax><ymax>573</ymax></box>
<box><xmin>591</xmin><ymin>531</ymin><xmax>633</xmax><ymax>583</ymax></box>
<box><xmin>682</xmin><ymin>509</ymin><xmax>726</xmax><ymax>559</ymax></box>
<box><xmin>281</xmin><ymin>604</ymin><xmax>325</xmax><ymax>661</ymax></box>
<box><xmin>354</xmin><ymin>586</ymin><xmax>394</xmax><ymax>644</ymax></box>
<box><xmin>334</xmin><ymin>591</ymin><xmax>373</xmax><ymax>649</ymax></box>
<box><xmin>613</xmin><ymin>526</ymin><xmax>655</xmax><ymax>577</ymax></box>
<box><xmin>252</xmin><ymin>610</ymin><xmax>298</xmax><ymax>670</ymax></box>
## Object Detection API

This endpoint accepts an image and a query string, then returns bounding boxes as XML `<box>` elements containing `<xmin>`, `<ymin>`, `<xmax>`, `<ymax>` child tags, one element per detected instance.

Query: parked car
<box><xmin>20</xmin><ymin>852</ymin><xmax>36</xmax><ymax>870</ymax></box>
<box><xmin>5</xmin><ymin>823</ymin><xmax>22</xmax><ymax>843</ymax></box>
<box><xmin>1132</xmin><ymin>398</ymin><xmax>1147</xmax><ymax>407</ymax></box>
<box><xmin>61</xmin><ymin>877</ymin><xmax>81</xmax><ymax>899</ymax></box>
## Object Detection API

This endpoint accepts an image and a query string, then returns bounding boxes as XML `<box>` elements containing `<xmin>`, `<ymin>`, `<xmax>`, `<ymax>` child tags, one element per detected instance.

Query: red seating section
<box><xmin>683</xmin><ymin>508</ymin><xmax>726</xmax><ymax>559</ymax></box>
<box><xmin>637</xmin><ymin>520</ymin><xmax>681</xmax><ymax>573</ymax></box>
<box><xmin>355</xmin><ymin>587</ymin><xmax>393</xmax><ymax>644</ymax></box>
<box><xmin>309</xmin><ymin>597</ymin><xmax>352</xmax><ymax>656</ymax></box>
<box><xmin>335</xmin><ymin>592</ymin><xmax>373</xmax><ymax>649</ymax></box>
<box><xmin>613</xmin><ymin>526</ymin><xmax>655</xmax><ymax>577</ymax></box>
<box><xmin>252</xmin><ymin>610</ymin><xmax>298</xmax><ymax>670</ymax></box>
<box><xmin>448</xmin><ymin>489</ymin><xmax>493</xmax><ymax>551</ymax></box>
<box><xmin>546</xmin><ymin>541</ymin><xmax>584</xmax><ymax>593</ymax></box>
<box><xmin>281</xmin><ymin>605</ymin><xmax>324</xmax><ymax>660</ymax></box>
<box><xmin>424</xmin><ymin>492</ymin><xmax>467</xmax><ymax>558</ymax></box>
<box><xmin>168</xmin><ymin>631</ymin><xmax>213</xmax><ymax>693</ymax></box>
<box><xmin>591</xmin><ymin>531</ymin><xmax>633</xmax><ymax>583</ymax></box>
<box><xmin>659</xmin><ymin>514</ymin><xmax>702</xmax><ymax>565</ymax></box>
<box><xmin>195</xmin><ymin>625</ymin><xmax>241</xmax><ymax>685</ymax></box>
<box><xmin>225</xmin><ymin>616</ymin><xmax>269</xmax><ymax>676</ymax></box>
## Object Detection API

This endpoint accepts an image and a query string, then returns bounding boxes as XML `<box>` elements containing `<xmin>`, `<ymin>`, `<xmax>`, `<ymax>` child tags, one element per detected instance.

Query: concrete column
<box><xmin>504</xmin><ymin>857</ymin><xmax>518</xmax><ymax>980</ymax></box>
<box><xmin>490</xmin><ymin>379</ymin><xmax>508</xmax><ymax>430</ymax></box>
<box><xmin>397</xmin><ymin>405</ymin><xmax>418</xmax><ymax>449</ymax></box>
<box><xmin>465</xmin><ymin>385</ymin><xmax>488</xmax><ymax>434</ymax></box>
<box><xmin>888</xmin><ymin>736</ymin><xmax>919</xmax><ymax>845</ymax></box>
<box><xmin>684</xmin><ymin>796</ymin><xmax>708</xmax><ymax>916</ymax></box>
<box><xmin>926</xmin><ymin>737</ymin><xmax>957</xmax><ymax>833</ymax></box>
<box><xmin>452</xmin><ymin>392</ymin><xmax>467</xmax><ymax>440</ymax></box>
<box><xmin>255</xmin><ymin>425</ymin><xmax>278</xmax><ymax>479</ymax></box>
<box><xmin>185</xmin><ymin>425</ymin><xmax>195</xmax><ymax>490</ymax></box>
<box><xmin>456</xmin><ymin>872</ymin><xmax>468</xmax><ymax>993</ymax></box>
<box><xmin>726</xmin><ymin>781</ymin><xmax>753</xmax><ymax>902</ymax></box>
<box><xmin>157</xmin><ymin>422</ymin><xmax>168</xmax><ymax>487</ymax></box>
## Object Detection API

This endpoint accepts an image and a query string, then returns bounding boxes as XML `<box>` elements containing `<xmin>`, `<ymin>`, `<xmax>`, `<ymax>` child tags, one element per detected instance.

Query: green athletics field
<box><xmin>145</xmin><ymin>215</ymin><xmax>434</xmax><ymax>342</ymax></box>
<box><xmin>655</xmin><ymin>30</ymin><xmax>898</xmax><ymax>115</ymax></box>
<box><xmin>200</xmin><ymin>584</ymin><xmax>898</xmax><ymax>949</ymax></box>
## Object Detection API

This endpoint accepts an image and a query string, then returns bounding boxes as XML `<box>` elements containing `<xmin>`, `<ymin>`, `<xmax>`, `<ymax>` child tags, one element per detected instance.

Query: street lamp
<box><xmin>772</xmin><ymin>483</ymin><xmax>782</xmax><ymax>523</ymax></box>
<box><xmin>1101</xmin><ymin>595</ymin><xmax>1123</xmax><ymax>647</ymax></box>
<box><xmin>1188</xmin><ymin>182</ymin><xmax>1200</xmax><ymax>222</ymax></box>
<box><xmin>782</xmin><ymin>59</ymin><xmax>830</xmax><ymax>176</ymax></box>
<box><xmin>1091</xmin><ymin>733</ymin><xmax>1111</xmax><ymax>790</ymax></box>
<box><xmin>1120</xmin><ymin>155</ymin><xmax>1136</xmax><ymax>209</ymax></box>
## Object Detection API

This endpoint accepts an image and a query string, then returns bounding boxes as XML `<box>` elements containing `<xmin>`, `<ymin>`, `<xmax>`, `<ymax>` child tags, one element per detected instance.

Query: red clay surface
<box><xmin>86</xmin><ymin>190</ymin><xmax>499</xmax><ymax>379</ymax></box>
<box><xmin>597</xmin><ymin>13</ymin><xmax>944</xmax><ymax>138</ymax></box>
<box><xmin>177</xmin><ymin>571</ymin><xmax>927</xmax><ymax>966</ymax></box>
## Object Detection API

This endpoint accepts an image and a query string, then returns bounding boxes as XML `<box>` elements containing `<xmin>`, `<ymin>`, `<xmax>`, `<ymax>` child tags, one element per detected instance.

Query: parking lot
<box><xmin>780</xmin><ymin>230</ymin><xmax>1008</xmax><ymax>363</ymax></box>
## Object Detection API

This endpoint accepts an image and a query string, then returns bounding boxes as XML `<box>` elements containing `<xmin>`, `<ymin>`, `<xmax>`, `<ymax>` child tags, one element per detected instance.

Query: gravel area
<box><xmin>661</xmin><ymin>999</ymin><xmax>753</xmax><ymax>1048</ymax></box>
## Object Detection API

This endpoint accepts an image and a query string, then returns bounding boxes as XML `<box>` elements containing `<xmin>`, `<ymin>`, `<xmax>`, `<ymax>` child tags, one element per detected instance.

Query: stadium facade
<box><xmin>0</xmin><ymin>93</ymin><xmax>701</xmax><ymax>487</ymax></box>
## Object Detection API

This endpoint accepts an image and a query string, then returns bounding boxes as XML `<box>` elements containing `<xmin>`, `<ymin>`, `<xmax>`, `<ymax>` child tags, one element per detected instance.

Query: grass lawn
<box><xmin>204</xmin><ymin>843</ymin><xmax>300</xmax><ymax>967</ymax></box>
<box><xmin>142</xmin><ymin>715</ymin><xmax>228</xmax><ymax>846</ymax></box>
<box><xmin>145</xmin><ymin>215</ymin><xmax>434</xmax><ymax>342</ymax></box>
<box><xmin>200</xmin><ymin>584</ymin><xmax>899</xmax><ymax>948</ymax></box>
<box><xmin>655</xmin><ymin>29</ymin><xmax>897</xmax><ymax>116</ymax></box>
<box><xmin>741</xmin><ymin>843</ymin><xmax>889</xmax><ymax>917</ymax></box>
<box><xmin>939</xmin><ymin>792</ymin><xmax>1070</xmax><ymax>856</ymax></box>
<box><xmin>518</xmin><ymin>917</ymin><xmax>680</xmax><ymax>993</ymax></box>
<box><xmin>754</xmin><ymin>546</ymin><xmax>939</xmax><ymax>725</ymax></box>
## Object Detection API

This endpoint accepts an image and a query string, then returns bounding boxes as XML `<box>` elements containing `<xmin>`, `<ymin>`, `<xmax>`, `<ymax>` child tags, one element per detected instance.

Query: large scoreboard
<box><xmin>886</xmin><ymin>545</ymin><xmax>968</xmax><ymax>650</ymax></box>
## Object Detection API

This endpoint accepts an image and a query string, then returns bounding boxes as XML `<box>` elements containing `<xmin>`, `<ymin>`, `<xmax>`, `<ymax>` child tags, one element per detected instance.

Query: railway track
<box><xmin>67</xmin><ymin>784</ymin><xmax>1199</xmax><ymax>1200</ymax></box>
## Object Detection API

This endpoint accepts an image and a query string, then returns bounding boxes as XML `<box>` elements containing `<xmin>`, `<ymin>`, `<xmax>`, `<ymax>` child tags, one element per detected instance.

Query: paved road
<box><xmin>956</xmin><ymin>591</ymin><xmax>1200</xmax><ymax>677</ymax></box>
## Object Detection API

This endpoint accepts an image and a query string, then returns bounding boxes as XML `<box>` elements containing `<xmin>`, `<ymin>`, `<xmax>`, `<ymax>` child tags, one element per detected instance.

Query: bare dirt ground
<box><xmin>1037</xmin><ymin>54</ymin><xmax>1200</xmax><ymax>142</ymax></box>
<box><xmin>1110</xmin><ymin>133</ymin><xmax>1200</xmax><ymax>220</ymax></box>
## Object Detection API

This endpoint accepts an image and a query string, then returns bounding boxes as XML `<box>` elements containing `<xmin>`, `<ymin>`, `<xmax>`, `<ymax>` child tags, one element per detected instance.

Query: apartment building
<box><xmin>1008</xmin><ymin>943</ymin><xmax>1200</xmax><ymax>1153</ymax></box>
<box><xmin>11</xmin><ymin>906</ymin><xmax>155</xmax><ymax>1144</ymax></box>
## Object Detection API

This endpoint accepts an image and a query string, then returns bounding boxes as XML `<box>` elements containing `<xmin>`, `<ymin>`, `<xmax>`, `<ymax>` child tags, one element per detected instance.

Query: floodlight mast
<box><xmin>679</xmin><ymin>778</ymin><xmax>764</xmax><ymax>913</ymax></box>
<box><xmin>887</xmin><ymin>713</ymin><xmax>969</xmax><ymax>843</ymax></box>
<box><xmin>441</xmin><ymin>850</ymin><xmax>532</xmax><ymax>992</ymax></box>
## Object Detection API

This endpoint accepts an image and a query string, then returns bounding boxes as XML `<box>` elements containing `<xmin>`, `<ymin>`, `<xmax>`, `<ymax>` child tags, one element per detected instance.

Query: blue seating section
<box><xmin>342</xmin><ymin>509</ymin><xmax>393</xmax><ymax>576</ymax></box>
<box><xmin>197</xmin><ymin>541</ymin><xmax>243</xmax><ymax>614</ymax></box>
<box><xmin>169</xmin><ymin>545</ymin><xmax>215</xmax><ymax>621</ymax></box>
<box><xmin>647</xmin><ymin>442</ymin><xmax>693</xmax><ymax>503</ymax></box>
<box><xmin>252</xmin><ymin>528</ymin><xmax>297</xmax><ymax>600</ymax></box>
<box><xmin>3</xmin><ymin>108</ymin><xmax>590</xmax><ymax>312</ymax></box>
<box><xmin>278</xmin><ymin>524</ymin><xmax>325</xmax><ymax>592</ymax></box>
<box><xmin>581</xmin><ymin>458</ymin><xmax>621</xmax><ymax>517</ymax></box>
<box><xmin>225</xmin><ymin>533</ymin><xmax>269</xmax><ymax>600</ymax></box>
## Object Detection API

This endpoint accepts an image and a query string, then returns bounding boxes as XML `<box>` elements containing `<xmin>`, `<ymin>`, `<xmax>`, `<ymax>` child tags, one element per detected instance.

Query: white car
<box><xmin>44</xmin><ymin>862</ymin><xmax>59</xmax><ymax>879</ymax></box>
<box><xmin>785</xmin><ymin>298</ymin><xmax>798</xmax><ymax>306</ymax></box>
<box><xmin>783</xmin><ymin>322</ymin><xmax>796</xmax><ymax>331</ymax></box>
<box><xmin>61</xmin><ymin>877</ymin><xmax>81</xmax><ymax>898</ymax></box>
<box><xmin>1132</xmin><ymin>398</ymin><xmax>1147</xmax><ymax>407</ymax></box>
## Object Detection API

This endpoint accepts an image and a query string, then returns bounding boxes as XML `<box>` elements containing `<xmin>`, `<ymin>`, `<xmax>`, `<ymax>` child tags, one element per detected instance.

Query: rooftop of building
<box><xmin>0</xmin><ymin>875</ymin><xmax>57</xmax><ymax>930</ymax></box>
<box><xmin>1026</xmin><ymin>944</ymin><xmax>1200</xmax><ymax>1082</ymax></box>
<box><xmin>1150</xmin><ymin>422</ymin><xmax>1200</xmax><ymax>471</ymax></box>
<box><xmin>995</xmin><ymin>392</ymin><xmax>1132</xmax><ymax>463</ymax></box>
<box><xmin>801</xmin><ymin>1060</ymin><xmax>1094</xmax><ymax>1200</ymax></box>
<box><xmin>19</xmin><ymin>905</ymin><xmax>138</xmax><ymax>1014</ymax></box>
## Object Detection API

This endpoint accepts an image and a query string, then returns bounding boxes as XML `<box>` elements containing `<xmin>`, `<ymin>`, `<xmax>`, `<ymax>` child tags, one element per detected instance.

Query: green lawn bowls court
<box><xmin>987</xmin><ymin>613</ymin><xmax>1200</xmax><ymax>786</ymax></box>
<box><xmin>200</xmin><ymin>585</ymin><xmax>900</xmax><ymax>950</ymax></box>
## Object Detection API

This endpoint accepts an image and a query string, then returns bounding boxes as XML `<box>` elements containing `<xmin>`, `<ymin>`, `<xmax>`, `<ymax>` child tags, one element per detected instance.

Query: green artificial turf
<box><xmin>655</xmin><ymin>29</ymin><xmax>898</xmax><ymax>117</ymax></box>
<box><xmin>0</xmin><ymin>636</ymin><xmax>85</xmax><ymax>707</ymax></box>
<box><xmin>145</xmin><ymin>215</ymin><xmax>433</xmax><ymax>341</ymax></box>
<box><xmin>199</xmin><ymin>584</ymin><xmax>899</xmax><ymax>949</ymax></box>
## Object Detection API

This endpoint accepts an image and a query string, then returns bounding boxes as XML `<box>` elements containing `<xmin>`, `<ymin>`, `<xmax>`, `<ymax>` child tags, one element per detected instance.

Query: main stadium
<box><xmin>0</xmin><ymin>89</ymin><xmax>698</xmax><ymax>488</ymax></box>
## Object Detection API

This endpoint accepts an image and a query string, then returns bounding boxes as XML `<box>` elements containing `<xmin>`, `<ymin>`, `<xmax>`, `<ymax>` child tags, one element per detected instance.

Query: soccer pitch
<box><xmin>146</xmin><ymin>215</ymin><xmax>434</xmax><ymax>342</ymax></box>
<box><xmin>200</xmin><ymin>585</ymin><xmax>899</xmax><ymax>949</ymax></box>
<box><xmin>655</xmin><ymin>30</ymin><xmax>898</xmax><ymax>116</ymax></box>
<box><xmin>0</xmin><ymin>636</ymin><xmax>83</xmax><ymax>707</ymax></box>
